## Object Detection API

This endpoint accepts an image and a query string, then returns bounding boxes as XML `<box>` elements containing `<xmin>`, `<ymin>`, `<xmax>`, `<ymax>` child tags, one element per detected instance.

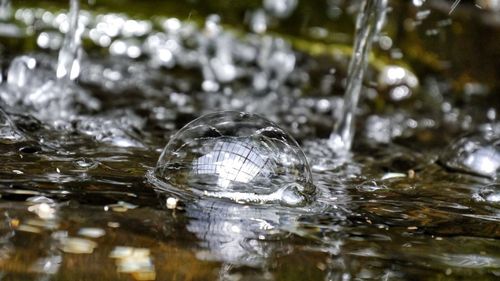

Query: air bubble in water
<box><xmin>441</xmin><ymin>132</ymin><xmax>500</xmax><ymax>179</ymax></box>
<box><xmin>154</xmin><ymin>111</ymin><xmax>315</xmax><ymax>206</ymax></box>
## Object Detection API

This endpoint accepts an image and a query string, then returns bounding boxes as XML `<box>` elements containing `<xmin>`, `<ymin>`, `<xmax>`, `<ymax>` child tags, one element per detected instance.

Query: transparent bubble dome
<box><xmin>154</xmin><ymin>111</ymin><xmax>315</xmax><ymax>206</ymax></box>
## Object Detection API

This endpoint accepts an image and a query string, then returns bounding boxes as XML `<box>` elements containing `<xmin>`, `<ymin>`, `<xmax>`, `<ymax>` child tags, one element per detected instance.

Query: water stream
<box><xmin>56</xmin><ymin>0</ymin><xmax>82</xmax><ymax>81</ymax></box>
<box><xmin>329</xmin><ymin>0</ymin><xmax>387</xmax><ymax>153</ymax></box>
<box><xmin>0</xmin><ymin>0</ymin><xmax>11</xmax><ymax>20</ymax></box>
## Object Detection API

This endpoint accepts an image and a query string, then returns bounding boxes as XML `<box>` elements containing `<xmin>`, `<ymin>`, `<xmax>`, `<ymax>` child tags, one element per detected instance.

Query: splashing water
<box><xmin>0</xmin><ymin>2</ymin><xmax>498</xmax><ymax>280</ymax></box>
<box><xmin>56</xmin><ymin>0</ymin><xmax>83</xmax><ymax>80</ymax></box>
<box><xmin>329</xmin><ymin>0</ymin><xmax>387</xmax><ymax>152</ymax></box>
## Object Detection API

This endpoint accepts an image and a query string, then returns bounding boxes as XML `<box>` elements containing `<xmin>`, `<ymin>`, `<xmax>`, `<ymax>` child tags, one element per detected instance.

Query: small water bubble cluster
<box><xmin>154</xmin><ymin>111</ymin><xmax>315</xmax><ymax>206</ymax></box>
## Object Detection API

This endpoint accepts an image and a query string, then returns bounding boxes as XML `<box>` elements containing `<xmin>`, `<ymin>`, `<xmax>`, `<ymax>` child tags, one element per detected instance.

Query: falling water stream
<box><xmin>330</xmin><ymin>0</ymin><xmax>387</xmax><ymax>153</ymax></box>
<box><xmin>0</xmin><ymin>0</ymin><xmax>498</xmax><ymax>280</ymax></box>
<box><xmin>56</xmin><ymin>0</ymin><xmax>82</xmax><ymax>81</ymax></box>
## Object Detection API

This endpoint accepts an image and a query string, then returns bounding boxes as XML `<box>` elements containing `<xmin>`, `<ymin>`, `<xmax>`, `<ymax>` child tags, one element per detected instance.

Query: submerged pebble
<box><xmin>59</xmin><ymin>237</ymin><xmax>97</xmax><ymax>254</ymax></box>
<box><xmin>154</xmin><ymin>111</ymin><xmax>315</xmax><ymax>206</ymax></box>
<box><xmin>109</xmin><ymin>246</ymin><xmax>156</xmax><ymax>280</ymax></box>
<box><xmin>78</xmin><ymin>227</ymin><xmax>106</xmax><ymax>238</ymax></box>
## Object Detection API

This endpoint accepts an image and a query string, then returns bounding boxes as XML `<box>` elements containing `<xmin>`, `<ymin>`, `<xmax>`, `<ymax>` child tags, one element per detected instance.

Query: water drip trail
<box><xmin>329</xmin><ymin>0</ymin><xmax>387</xmax><ymax>152</ymax></box>
<box><xmin>56</xmin><ymin>0</ymin><xmax>83</xmax><ymax>80</ymax></box>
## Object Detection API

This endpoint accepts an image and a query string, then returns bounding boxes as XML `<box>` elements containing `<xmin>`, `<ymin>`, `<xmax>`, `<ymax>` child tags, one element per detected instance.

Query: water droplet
<box><xmin>73</xmin><ymin>157</ymin><xmax>98</xmax><ymax>169</ymax></box>
<box><xmin>249</xmin><ymin>9</ymin><xmax>268</xmax><ymax>34</ymax></box>
<box><xmin>154</xmin><ymin>111</ymin><xmax>315</xmax><ymax>206</ymax></box>
<box><xmin>37</xmin><ymin>31</ymin><xmax>63</xmax><ymax>50</ymax></box>
<box><xmin>263</xmin><ymin>0</ymin><xmax>298</xmax><ymax>18</ymax></box>
<box><xmin>162</xmin><ymin>18</ymin><xmax>181</xmax><ymax>32</ymax></box>
<box><xmin>6</xmin><ymin>55</ymin><xmax>36</xmax><ymax>88</ymax></box>
<box><xmin>378</xmin><ymin>65</ymin><xmax>419</xmax><ymax>89</ymax></box>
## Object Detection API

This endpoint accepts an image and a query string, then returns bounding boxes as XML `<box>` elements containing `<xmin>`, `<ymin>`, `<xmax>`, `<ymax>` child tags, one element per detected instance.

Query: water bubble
<box><xmin>154</xmin><ymin>111</ymin><xmax>315</xmax><ymax>206</ymax></box>
<box><xmin>73</xmin><ymin>158</ymin><xmax>98</xmax><ymax>170</ymax></box>
<box><xmin>440</xmin><ymin>132</ymin><xmax>500</xmax><ymax>179</ymax></box>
